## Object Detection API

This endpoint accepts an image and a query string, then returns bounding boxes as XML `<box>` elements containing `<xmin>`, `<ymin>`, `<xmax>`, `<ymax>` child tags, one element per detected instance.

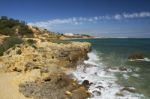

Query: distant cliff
<box><xmin>0</xmin><ymin>16</ymin><xmax>61</xmax><ymax>39</ymax></box>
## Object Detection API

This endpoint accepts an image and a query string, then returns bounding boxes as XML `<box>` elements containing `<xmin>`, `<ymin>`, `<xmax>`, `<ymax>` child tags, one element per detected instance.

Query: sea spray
<box><xmin>73</xmin><ymin>51</ymin><xmax>145</xmax><ymax>99</ymax></box>
<box><xmin>129</xmin><ymin>57</ymin><xmax>150</xmax><ymax>62</ymax></box>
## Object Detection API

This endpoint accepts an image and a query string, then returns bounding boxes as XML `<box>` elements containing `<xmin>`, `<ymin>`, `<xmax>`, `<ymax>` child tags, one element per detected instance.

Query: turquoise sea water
<box><xmin>71</xmin><ymin>38</ymin><xmax>150</xmax><ymax>98</ymax></box>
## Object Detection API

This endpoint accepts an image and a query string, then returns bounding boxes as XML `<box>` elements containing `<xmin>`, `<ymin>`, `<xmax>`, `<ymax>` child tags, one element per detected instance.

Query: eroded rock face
<box><xmin>19</xmin><ymin>73</ymin><xmax>90</xmax><ymax>99</ymax></box>
<box><xmin>0</xmin><ymin>39</ymin><xmax>91</xmax><ymax>99</ymax></box>
<box><xmin>0</xmin><ymin>41</ymin><xmax>91</xmax><ymax>72</ymax></box>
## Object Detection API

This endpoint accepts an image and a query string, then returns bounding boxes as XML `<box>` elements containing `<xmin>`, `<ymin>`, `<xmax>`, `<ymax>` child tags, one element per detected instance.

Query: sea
<box><xmin>70</xmin><ymin>38</ymin><xmax>150</xmax><ymax>99</ymax></box>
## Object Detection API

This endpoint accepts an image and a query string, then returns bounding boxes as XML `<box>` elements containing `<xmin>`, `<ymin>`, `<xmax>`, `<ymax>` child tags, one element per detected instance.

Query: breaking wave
<box><xmin>73</xmin><ymin>51</ymin><xmax>145</xmax><ymax>99</ymax></box>
<box><xmin>129</xmin><ymin>57</ymin><xmax>150</xmax><ymax>62</ymax></box>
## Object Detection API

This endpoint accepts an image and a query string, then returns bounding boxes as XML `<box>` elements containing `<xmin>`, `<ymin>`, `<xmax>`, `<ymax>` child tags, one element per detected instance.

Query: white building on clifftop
<box><xmin>64</xmin><ymin>33</ymin><xmax>74</xmax><ymax>36</ymax></box>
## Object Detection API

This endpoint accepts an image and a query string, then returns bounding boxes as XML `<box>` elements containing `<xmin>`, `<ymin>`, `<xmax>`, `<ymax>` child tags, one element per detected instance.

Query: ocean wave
<box><xmin>84</xmin><ymin>51</ymin><xmax>100</xmax><ymax>66</ymax></box>
<box><xmin>73</xmin><ymin>51</ymin><xmax>145</xmax><ymax>99</ymax></box>
<box><xmin>129</xmin><ymin>57</ymin><xmax>150</xmax><ymax>62</ymax></box>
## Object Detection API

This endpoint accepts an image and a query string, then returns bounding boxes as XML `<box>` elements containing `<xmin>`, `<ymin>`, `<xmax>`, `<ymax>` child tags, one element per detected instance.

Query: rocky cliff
<box><xmin>0</xmin><ymin>38</ymin><xmax>92</xmax><ymax>99</ymax></box>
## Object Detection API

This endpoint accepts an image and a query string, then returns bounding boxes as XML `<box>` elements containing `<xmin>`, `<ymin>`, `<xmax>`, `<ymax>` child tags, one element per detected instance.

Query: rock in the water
<box><xmin>121</xmin><ymin>87</ymin><xmax>136</xmax><ymax>93</ymax></box>
<box><xmin>116</xmin><ymin>92</ymin><xmax>124</xmax><ymax>97</ymax></box>
<box><xmin>82</xmin><ymin>80</ymin><xmax>90</xmax><ymax>88</ymax></box>
<box><xmin>92</xmin><ymin>90</ymin><xmax>101</xmax><ymax>96</ymax></box>
<box><xmin>119</xmin><ymin>67</ymin><xmax>127</xmax><ymax>71</ymax></box>
<box><xmin>95</xmin><ymin>86</ymin><xmax>104</xmax><ymax>90</ymax></box>
<box><xmin>128</xmin><ymin>53</ymin><xmax>144</xmax><ymax>59</ymax></box>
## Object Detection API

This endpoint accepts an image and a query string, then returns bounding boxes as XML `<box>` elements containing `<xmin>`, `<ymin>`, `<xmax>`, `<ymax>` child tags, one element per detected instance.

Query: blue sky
<box><xmin>0</xmin><ymin>0</ymin><xmax>150</xmax><ymax>38</ymax></box>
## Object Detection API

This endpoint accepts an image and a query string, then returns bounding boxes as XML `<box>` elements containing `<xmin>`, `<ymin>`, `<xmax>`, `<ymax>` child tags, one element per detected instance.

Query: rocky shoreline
<box><xmin>0</xmin><ymin>38</ymin><xmax>92</xmax><ymax>99</ymax></box>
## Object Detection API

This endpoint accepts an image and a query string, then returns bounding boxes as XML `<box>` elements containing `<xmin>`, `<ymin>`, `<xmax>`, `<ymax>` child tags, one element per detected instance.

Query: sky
<box><xmin>0</xmin><ymin>0</ymin><xmax>150</xmax><ymax>38</ymax></box>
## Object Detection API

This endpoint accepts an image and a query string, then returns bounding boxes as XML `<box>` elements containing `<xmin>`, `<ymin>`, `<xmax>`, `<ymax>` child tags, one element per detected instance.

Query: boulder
<box><xmin>128</xmin><ymin>53</ymin><xmax>144</xmax><ymax>59</ymax></box>
<box><xmin>82</xmin><ymin>80</ymin><xmax>90</xmax><ymax>88</ymax></box>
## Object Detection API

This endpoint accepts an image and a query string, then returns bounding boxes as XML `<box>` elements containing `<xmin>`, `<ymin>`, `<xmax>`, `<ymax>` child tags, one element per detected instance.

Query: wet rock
<box><xmin>95</xmin><ymin>86</ymin><xmax>104</xmax><ymax>90</ymax></box>
<box><xmin>128</xmin><ymin>53</ymin><xmax>144</xmax><ymax>59</ymax></box>
<box><xmin>81</xmin><ymin>77</ymin><xmax>85</xmax><ymax>79</ymax></box>
<box><xmin>121</xmin><ymin>87</ymin><xmax>136</xmax><ymax>93</ymax></box>
<box><xmin>119</xmin><ymin>67</ymin><xmax>127</xmax><ymax>71</ymax></box>
<box><xmin>89</xmin><ymin>82</ymin><xmax>94</xmax><ymax>86</ymax></box>
<box><xmin>115</xmin><ymin>92</ymin><xmax>124</xmax><ymax>97</ymax></box>
<box><xmin>92</xmin><ymin>90</ymin><xmax>101</xmax><ymax>96</ymax></box>
<box><xmin>82</xmin><ymin>80</ymin><xmax>90</xmax><ymax>88</ymax></box>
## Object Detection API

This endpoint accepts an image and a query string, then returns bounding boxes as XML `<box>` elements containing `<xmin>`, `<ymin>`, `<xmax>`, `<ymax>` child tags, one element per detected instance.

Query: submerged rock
<box><xmin>92</xmin><ymin>90</ymin><xmax>101</xmax><ymax>96</ymax></box>
<box><xmin>115</xmin><ymin>92</ymin><xmax>124</xmax><ymax>97</ymax></box>
<box><xmin>128</xmin><ymin>53</ymin><xmax>145</xmax><ymax>59</ymax></box>
<box><xmin>95</xmin><ymin>86</ymin><xmax>104</xmax><ymax>90</ymax></box>
<box><xmin>119</xmin><ymin>67</ymin><xmax>127</xmax><ymax>71</ymax></box>
<box><xmin>121</xmin><ymin>87</ymin><xmax>136</xmax><ymax>93</ymax></box>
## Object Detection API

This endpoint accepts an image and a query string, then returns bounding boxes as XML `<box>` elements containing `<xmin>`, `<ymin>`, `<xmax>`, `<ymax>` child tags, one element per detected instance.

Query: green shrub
<box><xmin>0</xmin><ymin>37</ymin><xmax>23</xmax><ymax>56</ymax></box>
<box><xmin>26</xmin><ymin>39</ymin><xmax>36</xmax><ymax>45</ymax></box>
<box><xmin>16</xmin><ymin>49</ymin><xmax>22</xmax><ymax>55</ymax></box>
<box><xmin>0</xmin><ymin>17</ymin><xmax>33</xmax><ymax>36</ymax></box>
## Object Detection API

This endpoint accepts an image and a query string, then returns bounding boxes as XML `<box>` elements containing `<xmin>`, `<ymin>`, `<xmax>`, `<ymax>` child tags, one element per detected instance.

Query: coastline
<box><xmin>0</xmin><ymin>37</ymin><xmax>92</xmax><ymax>99</ymax></box>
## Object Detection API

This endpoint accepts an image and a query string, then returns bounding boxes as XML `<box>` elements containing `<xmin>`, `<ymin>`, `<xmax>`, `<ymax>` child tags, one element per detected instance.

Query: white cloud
<box><xmin>94</xmin><ymin>16</ymin><xmax>98</xmax><ymax>20</ymax></box>
<box><xmin>28</xmin><ymin>11</ymin><xmax>150</xmax><ymax>28</ymax></box>
<box><xmin>123</xmin><ymin>12</ymin><xmax>150</xmax><ymax>18</ymax></box>
<box><xmin>114</xmin><ymin>14</ymin><xmax>122</xmax><ymax>20</ymax></box>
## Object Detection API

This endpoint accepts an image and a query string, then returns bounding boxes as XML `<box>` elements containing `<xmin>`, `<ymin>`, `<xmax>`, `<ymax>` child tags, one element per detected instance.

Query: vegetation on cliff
<box><xmin>0</xmin><ymin>17</ymin><xmax>92</xmax><ymax>99</ymax></box>
<box><xmin>0</xmin><ymin>37</ymin><xmax>23</xmax><ymax>56</ymax></box>
<box><xmin>0</xmin><ymin>16</ymin><xmax>33</xmax><ymax>37</ymax></box>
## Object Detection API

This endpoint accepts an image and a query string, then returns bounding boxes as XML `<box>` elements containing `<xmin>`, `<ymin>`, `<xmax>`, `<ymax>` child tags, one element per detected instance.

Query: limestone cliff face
<box><xmin>0</xmin><ymin>38</ymin><xmax>91</xmax><ymax>99</ymax></box>
<box><xmin>28</xmin><ymin>25</ymin><xmax>60</xmax><ymax>40</ymax></box>
<box><xmin>0</xmin><ymin>40</ymin><xmax>91</xmax><ymax>72</ymax></box>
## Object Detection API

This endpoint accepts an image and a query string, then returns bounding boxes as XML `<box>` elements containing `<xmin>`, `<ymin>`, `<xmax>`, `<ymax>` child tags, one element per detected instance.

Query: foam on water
<box><xmin>84</xmin><ymin>51</ymin><xmax>100</xmax><ymax>66</ymax></box>
<box><xmin>129</xmin><ymin>57</ymin><xmax>150</xmax><ymax>62</ymax></box>
<box><xmin>73</xmin><ymin>51</ymin><xmax>145</xmax><ymax>99</ymax></box>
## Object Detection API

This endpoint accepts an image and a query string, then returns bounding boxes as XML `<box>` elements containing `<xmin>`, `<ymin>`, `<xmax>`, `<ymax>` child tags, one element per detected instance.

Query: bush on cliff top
<box><xmin>0</xmin><ymin>16</ymin><xmax>33</xmax><ymax>37</ymax></box>
<box><xmin>0</xmin><ymin>37</ymin><xmax>23</xmax><ymax>56</ymax></box>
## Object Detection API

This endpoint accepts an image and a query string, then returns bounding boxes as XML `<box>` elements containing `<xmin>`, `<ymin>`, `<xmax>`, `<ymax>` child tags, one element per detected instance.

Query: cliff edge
<box><xmin>0</xmin><ymin>17</ymin><xmax>92</xmax><ymax>99</ymax></box>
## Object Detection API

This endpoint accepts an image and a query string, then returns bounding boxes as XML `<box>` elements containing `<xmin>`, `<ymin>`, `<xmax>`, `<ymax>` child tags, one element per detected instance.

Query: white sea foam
<box><xmin>129</xmin><ymin>57</ymin><xmax>150</xmax><ymax>62</ymax></box>
<box><xmin>84</xmin><ymin>51</ymin><xmax>100</xmax><ymax>65</ymax></box>
<box><xmin>123</xmin><ymin>74</ymin><xmax>129</xmax><ymax>79</ymax></box>
<box><xmin>132</xmin><ymin>73</ymin><xmax>140</xmax><ymax>78</ymax></box>
<box><xmin>73</xmin><ymin>51</ymin><xmax>145</xmax><ymax>99</ymax></box>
